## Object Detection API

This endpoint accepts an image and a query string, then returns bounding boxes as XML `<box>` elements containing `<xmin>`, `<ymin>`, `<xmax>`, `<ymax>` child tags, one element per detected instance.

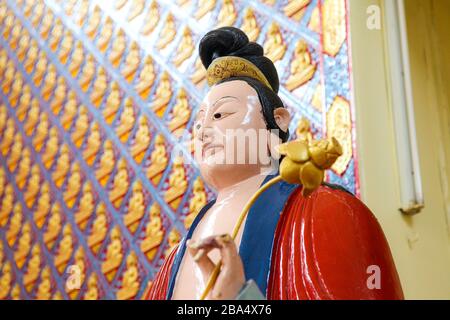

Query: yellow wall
<box><xmin>349</xmin><ymin>0</ymin><xmax>450</xmax><ymax>299</ymax></box>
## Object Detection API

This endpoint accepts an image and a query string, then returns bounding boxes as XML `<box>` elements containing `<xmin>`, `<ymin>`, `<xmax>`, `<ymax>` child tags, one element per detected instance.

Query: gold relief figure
<box><xmin>2</xmin><ymin>61</ymin><xmax>15</xmax><ymax>93</ymax></box>
<box><xmin>0</xmin><ymin>185</ymin><xmax>14</xmax><ymax>227</ymax></box>
<box><xmin>164</xmin><ymin>228</ymin><xmax>181</xmax><ymax>257</ymax></box>
<box><xmin>64</xmin><ymin>162</ymin><xmax>82</xmax><ymax>209</ymax></box>
<box><xmin>31</xmin><ymin>51</ymin><xmax>48</xmax><ymax>86</ymax></box>
<box><xmin>83</xmin><ymin>122</ymin><xmax>101</xmax><ymax>165</ymax></box>
<box><xmin>173</xmin><ymin>27</ymin><xmax>194</xmax><ymax>67</ymax></box>
<box><xmin>53</xmin><ymin>144</ymin><xmax>70</xmax><ymax>188</ymax></box>
<box><xmin>140</xmin><ymin>1</ymin><xmax>159</xmax><ymax>36</ymax></box>
<box><xmin>42</xmin><ymin>127</ymin><xmax>59</xmax><ymax>168</ymax></box>
<box><xmin>116</xmin><ymin>251</ymin><xmax>140</xmax><ymax>300</ymax></box>
<box><xmin>121</xmin><ymin>41</ymin><xmax>140</xmax><ymax>82</ymax></box>
<box><xmin>0</xmin><ymin>104</ymin><xmax>6</xmax><ymax>133</ymax></box>
<box><xmin>241</xmin><ymin>8</ymin><xmax>260</xmax><ymax>42</ymax></box>
<box><xmin>0</xmin><ymin>167</ymin><xmax>4</xmax><ymax>198</ymax></box>
<box><xmin>296</xmin><ymin>117</ymin><xmax>313</xmax><ymax>144</ymax></box>
<box><xmin>283</xmin><ymin>0</ymin><xmax>310</xmax><ymax>20</ymax></box>
<box><xmin>14</xmin><ymin>221</ymin><xmax>32</xmax><ymax>269</ymax></box>
<box><xmin>36</xmin><ymin>266</ymin><xmax>52</xmax><ymax>300</ymax></box>
<box><xmin>16</xmin><ymin>85</ymin><xmax>32</xmax><ymax>116</ymax></box>
<box><xmin>54</xmin><ymin>224</ymin><xmax>74</xmax><ymax>273</ymax></box>
<box><xmin>41</xmin><ymin>65</ymin><xmax>58</xmax><ymax>101</ymax></box>
<box><xmin>101</xmin><ymin>226</ymin><xmax>123</xmax><ymax>281</ymax></box>
<box><xmin>2</xmin><ymin>13</ymin><xmax>14</xmax><ymax>39</ymax></box>
<box><xmin>34</xmin><ymin>182</ymin><xmax>51</xmax><ymax>228</ymax></box>
<box><xmin>128</xmin><ymin>0</ymin><xmax>145</xmax><ymax>21</ymax></box>
<box><xmin>68</xmin><ymin>41</ymin><xmax>85</xmax><ymax>77</ymax></box>
<box><xmin>61</xmin><ymin>99</ymin><xmax>81</xmax><ymax>132</ymax></box>
<box><xmin>23</xmin><ymin>164</ymin><xmax>40</xmax><ymax>209</ymax></box>
<box><xmin>263</xmin><ymin>22</ymin><xmax>287</xmax><ymax>63</ymax></box>
<box><xmin>0</xmin><ymin>262</ymin><xmax>12</xmax><ymax>299</ymax></box>
<box><xmin>77</xmin><ymin>0</ymin><xmax>90</xmax><ymax>26</ymax></box>
<box><xmin>23</xmin><ymin>0</ymin><xmax>34</xmax><ymax>17</ymax></box>
<box><xmin>79</xmin><ymin>55</ymin><xmax>96</xmax><ymax>92</ymax></box>
<box><xmin>109</xmin><ymin>159</ymin><xmax>129</xmax><ymax>208</ymax></box>
<box><xmin>116</xmin><ymin>0</ymin><xmax>129</xmax><ymax>10</ymax></box>
<box><xmin>65</xmin><ymin>0</ymin><xmax>78</xmax><ymax>16</ymax></box>
<box><xmin>24</xmin><ymin>102</ymin><xmax>41</xmax><ymax>136</ymax></box>
<box><xmin>66</xmin><ymin>247</ymin><xmax>85</xmax><ymax>299</ymax></box>
<box><xmin>146</xmin><ymin>134</ymin><xmax>168</xmax><ymax>185</ymax></box>
<box><xmin>0</xmin><ymin>49</ymin><xmax>8</xmax><ymax>74</ymax></box>
<box><xmin>217</xmin><ymin>0</ymin><xmax>237</xmax><ymax>27</ymax></box>
<box><xmin>7</xmin><ymin>132</ymin><xmax>22</xmax><ymax>172</ymax></box>
<box><xmin>135</xmin><ymin>56</ymin><xmax>155</xmax><ymax>99</ymax></box>
<box><xmin>97</xmin><ymin>16</ymin><xmax>114</xmax><ymax>52</ymax></box>
<box><xmin>184</xmin><ymin>177</ymin><xmax>207</xmax><ymax>229</ymax></box>
<box><xmin>140</xmin><ymin>203</ymin><xmax>164</xmax><ymax>261</ymax></box>
<box><xmin>156</xmin><ymin>14</ymin><xmax>176</xmax><ymax>50</ymax></box>
<box><xmin>168</xmin><ymin>88</ymin><xmax>191</xmax><ymax>136</ymax></box>
<box><xmin>11</xmin><ymin>284</ymin><xmax>21</xmax><ymax>300</ymax></box>
<box><xmin>124</xmin><ymin>180</ymin><xmax>145</xmax><ymax>233</ymax></box>
<box><xmin>15</xmin><ymin>149</ymin><xmax>31</xmax><ymax>189</ymax></box>
<box><xmin>95</xmin><ymin>140</ymin><xmax>115</xmax><ymax>186</ymax></box>
<box><xmin>87</xmin><ymin>203</ymin><xmax>108</xmax><ymax>254</ymax></box>
<box><xmin>43</xmin><ymin>202</ymin><xmax>62</xmax><ymax>249</ymax></box>
<box><xmin>17</xmin><ymin>32</ymin><xmax>31</xmax><ymax>61</ymax></box>
<box><xmin>151</xmin><ymin>71</ymin><xmax>172</xmax><ymax>117</ymax></box>
<box><xmin>109</xmin><ymin>28</ymin><xmax>126</xmax><ymax>67</ymax></box>
<box><xmin>9</xmin><ymin>24</ymin><xmax>22</xmax><ymax>50</ymax></box>
<box><xmin>74</xmin><ymin>182</ymin><xmax>95</xmax><ymax>230</ymax></box>
<box><xmin>49</xmin><ymin>18</ymin><xmax>64</xmax><ymax>51</ymax></box>
<box><xmin>40</xmin><ymin>10</ymin><xmax>54</xmax><ymax>40</ymax></box>
<box><xmin>164</xmin><ymin>156</ymin><xmax>188</xmax><ymax>210</ymax></box>
<box><xmin>115</xmin><ymin>97</ymin><xmax>135</xmax><ymax>142</ymax></box>
<box><xmin>50</xmin><ymin>77</ymin><xmax>67</xmax><ymax>114</ymax></box>
<box><xmin>83</xmin><ymin>273</ymin><xmax>99</xmax><ymax>300</ymax></box>
<box><xmin>285</xmin><ymin>40</ymin><xmax>316</xmax><ymax>91</ymax></box>
<box><xmin>103</xmin><ymin>81</ymin><xmax>121</xmax><ymax>123</ymax></box>
<box><xmin>85</xmin><ymin>5</ymin><xmax>102</xmax><ymax>39</ymax></box>
<box><xmin>71</xmin><ymin>106</ymin><xmax>90</xmax><ymax>148</ymax></box>
<box><xmin>191</xmin><ymin>57</ymin><xmax>206</xmax><ymax>85</ymax></box>
<box><xmin>0</xmin><ymin>236</ymin><xmax>3</xmax><ymax>264</ymax></box>
<box><xmin>32</xmin><ymin>112</ymin><xmax>50</xmax><ymax>152</ymax></box>
<box><xmin>195</xmin><ymin>0</ymin><xmax>216</xmax><ymax>20</ymax></box>
<box><xmin>131</xmin><ymin>116</ymin><xmax>151</xmax><ymax>164</ymax></box>
<box><xmin>8</xmin><ymin>74</ymin><xmax>24</xmax><ymax>107</ymax></box>
<box><xmin>24</xmin><ymin>42</ymin><xmax>39</xmax><ymax>74</ymax></box>
<box><xmin>53</xmin><ymin>291</ymin><xmax>63</xmax><ymax>300</ymax></box>
<box><xmin>322</xmin><ymin>0</ymin><xmax>346</xmax><ymax>57</ymax></box>
<box><xmin>58</xmin><ymin>29</ymin><xmax>73</xmax><ymax>64</ymax></box>
<box><xmin>1</xmin><ymin>118</ymin><xmax>15</xmax><ymax>155</ymax></box>
<box><xmin>23</xmin><ymin>244</ymin><xmax>41</xmax><ymax>292</ymax></box>
<box><xmin>6</xmin><ymin>202</ymin><xmax>22</xmax><ymax>247</ymax></box>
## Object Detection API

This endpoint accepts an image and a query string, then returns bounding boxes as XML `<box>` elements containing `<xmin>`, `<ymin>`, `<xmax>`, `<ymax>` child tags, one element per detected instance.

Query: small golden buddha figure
<box><xmin>0</xmin><ymin>105</ymin><xmax>5</xmax><ymax>134</ymax></box>
<box><xmin>14</xmin><ymin>222</ymin><xmax>32</xmax><ymax>269</ymax></box>
<box><xmin>8</xmin><ymin>24</ymin><xmax>22</xmax><ymax>50</ymax></box>
<box><xmin>2</xmin><ymin>62</ymin><xmax>16</xmax><ymax>94</ymax></box>
<box><xmin>24</xmin><ymin>43</ymin><xmax>39</xmax><ymax>74</ymax></box>
<box><xmin>65</xmin><ymin>0</ymin><xmax>78</xmax><ymax>16</ymax></box>
<box><xmin>164</xmin><ymin>156</ymin><xmax>188</xmax><ymax>210</ymax></box>
<box><xmin>195</xmin><ymin>0</ymin><xmax>216</xmax><ymax>20</ymax></box>
<box><xmin>0</xmin><ymin>167</ymin><xmax>4</xmax><ymax>198</ymax></box>
<box><xmin>123</xmin><ymin>180</ymin><xmax>145</xmax><ymax>233</ymax></box>
<box><xmin>97</xmin><ymin>16</ymin><xmax>114</xmax><ymax>53</ymax></box>
<box><xmin>11</xmin><ymin>284</ymin><xmax>21</xmax><ymax>300</ymax></box>
<box><xmin>0</xmin><ymin>237</ymin><xmax>3</xmax><ymax>264</ymax></box>
<box><xmin>68</xmin><ymin>41</ymin><xmax>85</xmax><ymax>77</ymax></box>
<box><xmin>85</xmin><ymin>5</ymin><xmax>102</xmax><ymax>39</ymax></box>
<box><xmin>79</xmin><ymin>55</ymin><xmax>96</xmax><ymax>92</ymax></box>
<box><xmin>128</xmin><ymin>0</ymin><xmax>145</xmax><ymax>21</ymax></box>
<box><xmin>23</xmin><ymin>244</ymin><xmax>41</xmax><ymax>292</ymax></box>
<box><xmin>296</xmin><ymin>117</ymin><xmax>313</xmax><ymax>144</ymax></box>
<box><xmin>0</xmin><ymin>262</ymin><xmax>12</xmax><ymax>299</ymax></box>
<box><xmin>116</xmin><ymin>251</ymin><xmax>140</xmax><ymax>300</ymax></box>
<box><xmin>116</xmin><ymin>0</ymin><xmax>128</xmax><ymax>10</ymax></box>
<box><xmin>150</xmin><ymin>71</ymin><xmax>172</xmax><ymax>117</ymax></box>
<box><xmin>63</xmin><ymin>162</ymin><xmax>82</xmax><ymax>209</ymax></box>
<box><xmin>49</xmin><ymin>18</ymin><xmax>64</xmax><ymax>51</ymax></box>
<box><xmin>121</xmin><ymin>41</ymin><xmax>140</xmax><ymax>82</ymax></box>
<box><xmin>7</xmin><ymin>132</ymin><xmax>22</xmax><ymax>172</ymax></box>
<box><xmin>61</xmin><ymin>99</ymin><xmax>81</xmax><ymax>132</ymax></box>
<box><xmin>41</xmin><ymin>65</ymin><xmax>58</xmax><ymax>101</ymax></box>
<box><xmin>1</xmin><ymin>119</ymin><xmax>15</xmax><ymax>155</ymax></box>
<box><xmin>83</xmin><ymin>122</ymin><xmax>101</xmax><ymax>165</ymax></box>
<box><xmin>216</xmin><ymin>0</ymin><xmax>237</xmax><ymax>27</ymax></box>
<box><xmin>263</xmin><ymin>22</ymin><xmax>287</xmax><ymax>63</ymax></box>
<box><xmin>156</xmin><ymin>14</ymin><xmax>176</xmax><ymax>50</ymax></box>
<box><xmin>87</xmin><ymin>203</ymin><xmax>108</xmax><ymax>254</ymax></box>
<box><xmin>168</xmin><ymin>88</ymin><xmax>191</xmax><ymax>136</ymax></box>
<box><xmin>83</xmin><ymin>273</ymin><xmax>99</xmax><ymax>300</ymax></box>
<box><xmin>0</xmin><ymin>50</ymin><xmax>8</xmax><ymax>74</ymax></box>
<box><xmin>40</xmin><ymin>10</ymin><xmax>54</xmax><ymax>40</ymax></box>
<box><xmin>24</xmin><ymin>164</ymin><xmax>41</xmax><ymax>208</ymax></box>
<box><xmin>101</xmin><ymin>226</ymin><xmax>123</xmax><ymax>281</ymax></box>
<box><xmin>17</xmin><ymin>32</ymin><xmax>31</xmax><ymax>61</ymax></box>
<box><xmin>109</xmin><ymin>158</ymin><xmax>129</xmax><ymax>208</ymax></box>
<box><xmin>42</xmin><ymin>127</ymin><xmax>59</xmax><ymax>168</ymax></box>
<box><xmin>34</xmin><ymin>182</ymin><xmax>51</xmax><ymax>228</ymax></box>
<box><xmin>8</xmin><ymin>74</ymin><xmax>24</xmax><ymax>107</ymax></box>
<box><xmin>283</xmin><ymin>0</ymin><xmax>310</xmax><ymax>20</ymax></box>
<box><xmin>53</xmin><ymin>144</ymin><xmax>71</xmax><ymax>188</ymax></box>
<box><xmin>53</xmin><ymin>291</ymin><xmax>63</xmax><ymax>300</ymax></box>
<box><xmin>58</xmin><ymin>30</ymin><xmax>74</xmax><ymax>65</ymax></box>
<box><xmin>115</xmin><ymin>97</ymin><xmax>135</xmax><ymax>143</ymax></box>
<box><xmin>103</xmin><ymin>81</ymin><xmax>121</xmax><ymax>123</ymax></box>
<box><xmin>23</xmin><ymin>0</ymin><xmax>34</xmax><ymax>17</ymax></box>
<box><xmin>6</xmin><ymin>202</ymin><xmax>23</xmax><ymax>247</ymax></box>
<box><xmin>89</xmin><ymin>66</ymin><xmax>108</xmax><ymax>105</ymax></box>
<box><xmin>77</xmin><ymin>0</ymin><xmax>90</xmax><ymax>26</ymax></box>
<box><xmin>66</xmin><ymin>247</ymin><xmax>85</xmax><ymax>299</ymax></box>
<box><xmin>173</xmin><ymin>27</ymin><xmax>194</xmax><ymax>67</ymax></box>
<box><xmin>15</xmin><ymin>149</ymin><xmax>31</xmax><ymax>190</ymax></box>
<box><xmin>0</xmin><ymin>185</ymin><xmax>14</xmax><ymax>227</ymax></box>
<box><xmin>74</xmin><ymin>182</ymin><xmax>94</xmax><ymax>230</ymax></box>
<box><xmin>191</xmin><ymin>57</ymin><xmax>206</xmax><ymax>85</ymax></box>
<box><xmin>36</xmin><ymin>266</ymin><xmax>52</xmax><ymax>300</ymax></box>
<box><xmin>134</xmin><ymin>56</ymin><xmax>155</xmax><ymax>99</ymax></box>
<box><xmin>140</xmin><ymin>1</ymin><xmax>159</xmax><ymax>36</ymax></box>
<box><xmin>32</xmin><ymin>52</ymin><xmax>48</xmax><ymax>86</ymax></box>
<box><xmin>54</xmin><ymin>224</ymin><xmax>74</xmax><ymax>273</ymax></box>
<box><xmin>16</xmin><ymin>85</ymin><xmax>32</xmax><ymax>113</ymax></box>
<box><xmin>43</xmin><ymin>202</ymin><xmax>62</xmax><ymax>249</ymax></box>
<box><xmin>241</xmin><ymin>7</ymin><xmax>260</xmax><ymax>42</ymax></box>
<box><xmin>164</xmin><ymin>228</ymin><xmax>181</xmax><ymax>257</ymax></box>
<box><xmin>184</xmin><ymin>177</ymin><xmax>207</xmax><ymax>229</ymax></box>
<box><xmin>95</xmin><ymin>140</ymin><xmax>115</xmax><ymax>186</ymax></box>
<box><xmin>24</xmin><ymin>104</ymin><xmax>41</xmax><ymax>136</ymax></box>
<box><xmin>2</xmin><ymin>13</ymin><xmax>15</xmax><ymax>39</ymax></box>
<box><xmin>285</xmin><ymin>40</ymin><xmax>316</xmax><ymax>91</ymax></box>
<box><xmin>109</xmin><ymin>28</ymin><xmax>126</xmax><ymax>67</ymax></box>
<box><xmin>32</xmin><ymin>112</ymin><xmax>50</xmax><ymax>151</ymax></box>
<box><xmin>140</xmin><ymin>203</ymin><xmax>164</xmax><ymax>261</ymax></box>
<box><xmin>131</xmin><ymin>116</ymin><xmax>151</xmax><ymax>164</ymax></box>
<box><xmin>71</xmin><ymin>106</ymin><xmax>90</xmax><ymax>148</ymax></box>
<box><xmin>146</xmin><ymin>134</ymin><xmax>168</xmax><ymax>185</ymax></box>
<box><xmin>50</xmin><ymin>77</ymin><xmax>67</xmax><ymax>114</ymax></box>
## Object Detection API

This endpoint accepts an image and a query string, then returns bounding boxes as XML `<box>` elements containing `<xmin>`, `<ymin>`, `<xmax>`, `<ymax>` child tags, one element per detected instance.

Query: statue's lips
<box><xmin>202</xmin><ymin>143</ymin><xmax>223</xmax><ymax>158</ymax></box>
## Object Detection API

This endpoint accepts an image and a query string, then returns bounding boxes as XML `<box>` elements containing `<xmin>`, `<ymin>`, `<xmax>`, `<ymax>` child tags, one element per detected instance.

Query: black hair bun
<box><xmin>199</xmin><ymin>27</ymin><xmax>280</xmax><ymax>93</ymax></box>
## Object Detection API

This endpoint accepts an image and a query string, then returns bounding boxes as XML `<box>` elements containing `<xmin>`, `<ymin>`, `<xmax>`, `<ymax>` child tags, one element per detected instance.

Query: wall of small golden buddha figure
<box><xmin>0</xmin><ymin>0</ymin><xmax>356</xmax><ymax>299</ymax></box>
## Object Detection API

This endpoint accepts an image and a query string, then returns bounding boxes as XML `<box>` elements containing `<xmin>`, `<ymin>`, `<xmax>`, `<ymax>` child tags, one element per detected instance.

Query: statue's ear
<box><xmin>273</xmin><ymin>107</ymin><xmax>291</xmax><ymax>132</ymax></box>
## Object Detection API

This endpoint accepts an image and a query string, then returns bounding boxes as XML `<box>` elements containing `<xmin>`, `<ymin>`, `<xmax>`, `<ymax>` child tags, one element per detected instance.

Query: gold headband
<box><xmin>206</xmin><ymin>56</ymin><xmax>274</xmax><ymax>91</ymax></box>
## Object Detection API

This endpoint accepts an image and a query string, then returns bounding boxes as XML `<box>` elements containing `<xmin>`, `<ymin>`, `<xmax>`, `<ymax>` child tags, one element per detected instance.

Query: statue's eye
<box><xmin>213</xmin><ymin>112</ymin><xmax>224</xmax><ymax>120</ymax></box>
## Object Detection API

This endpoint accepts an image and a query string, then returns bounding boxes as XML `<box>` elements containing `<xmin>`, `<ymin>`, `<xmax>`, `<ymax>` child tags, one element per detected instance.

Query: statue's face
<box><xmin>193</xmin><ymin>80</ymin><xmax>276</xmax><ymax>190</ymax></box>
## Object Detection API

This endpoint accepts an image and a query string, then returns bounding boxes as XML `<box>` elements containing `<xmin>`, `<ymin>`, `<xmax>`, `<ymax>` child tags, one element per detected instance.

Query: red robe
<box><xmin>145</xmin><ymin>185</ymin><xmax>404</xmax><ymax>300</ymax></box>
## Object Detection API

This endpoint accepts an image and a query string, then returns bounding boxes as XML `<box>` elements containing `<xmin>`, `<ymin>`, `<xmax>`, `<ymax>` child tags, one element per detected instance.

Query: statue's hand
<box><xmin>187</xmin><ymin>234</ymin><xmax>245</xmax><ymax>300</ymax></box>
